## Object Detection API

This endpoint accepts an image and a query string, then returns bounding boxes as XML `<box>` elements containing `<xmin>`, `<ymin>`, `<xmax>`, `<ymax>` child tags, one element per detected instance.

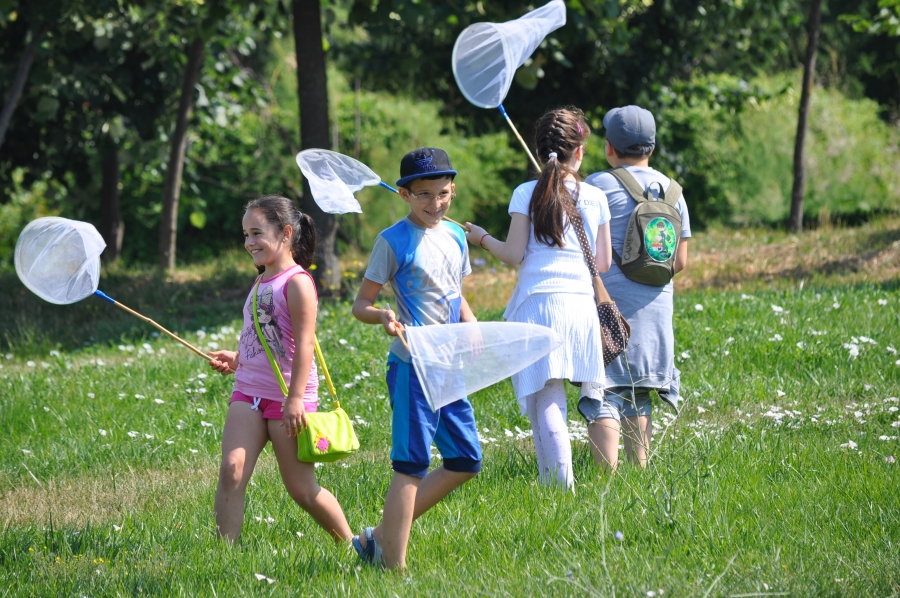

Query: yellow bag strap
<box><xmin>251</xmin><ymin>277</ymin><xmax>340</xmax><ymax>410</ymax></box>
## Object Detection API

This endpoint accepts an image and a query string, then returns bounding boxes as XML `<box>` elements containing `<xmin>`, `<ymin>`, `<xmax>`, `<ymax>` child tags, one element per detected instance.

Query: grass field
<box><xmin>0</xmin><ymin>221</ymin><xmax>898</xmax><ymax>596</ymax></box>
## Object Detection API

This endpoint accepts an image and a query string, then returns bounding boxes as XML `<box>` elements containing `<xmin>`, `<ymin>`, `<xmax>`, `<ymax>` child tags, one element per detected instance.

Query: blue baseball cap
<box><xmin>603</xmin><ymin>106</ymin><xmax>656</xmax><ymax>155</ymax></box>
<box><xmin>397</xmin><ymin>147</ymin><xmax>457</xmax><ymax>188</ymax></box>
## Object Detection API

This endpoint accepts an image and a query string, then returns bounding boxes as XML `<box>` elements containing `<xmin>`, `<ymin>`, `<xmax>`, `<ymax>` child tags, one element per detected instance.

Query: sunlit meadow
<box><xmin>1</xmin><ymin>226</ymin><xmax>899</xmax><ymax>596</ymax></box>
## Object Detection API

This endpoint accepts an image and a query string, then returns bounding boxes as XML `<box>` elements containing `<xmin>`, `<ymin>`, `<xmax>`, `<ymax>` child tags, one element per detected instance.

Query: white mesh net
<box><xmin>295</xmin><ymin>149</ymin><xmax>382</xmax><ymax>214</ymax></box>
<box><xmin>15</xmin><ymin>217</ymin><xmax>106</xmax><ymax>305</ymax></box>
<box><xmin>406</xmin><ymin>322</ymin><xmax>562</xmax><ymax>411</ymax></box>
<box><xmin>452</xmin><ymin>0</ymin><xmax>566</xmax><ymax>109</ymax></box>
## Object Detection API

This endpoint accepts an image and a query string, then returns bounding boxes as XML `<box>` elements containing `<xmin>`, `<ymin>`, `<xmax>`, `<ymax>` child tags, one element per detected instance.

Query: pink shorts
<box><xmin>230</xmin><ymin>390</ymin><xmax>318</xmax><ymax>419</ymax></box>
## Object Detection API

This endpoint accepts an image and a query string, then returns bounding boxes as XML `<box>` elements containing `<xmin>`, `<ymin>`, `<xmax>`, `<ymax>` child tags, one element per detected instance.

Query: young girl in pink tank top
<box><xmin>208</xmin><ymin>195</ymin><xmax>352</xmax><ymax>543</ymax></box>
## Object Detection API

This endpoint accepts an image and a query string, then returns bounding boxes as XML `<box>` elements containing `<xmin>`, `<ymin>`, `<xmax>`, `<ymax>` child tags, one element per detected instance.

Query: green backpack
<box><xmin>606</xmin><ymin>167</ymin><xmax>683</xmax><ymax>287</ymax></box>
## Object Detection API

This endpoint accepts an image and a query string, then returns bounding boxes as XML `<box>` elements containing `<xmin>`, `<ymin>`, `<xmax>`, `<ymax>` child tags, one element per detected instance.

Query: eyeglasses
<box><xmin>409</xmin><ymin>190</ymin><xmax>455</xmax><ymax>204</ymax></box>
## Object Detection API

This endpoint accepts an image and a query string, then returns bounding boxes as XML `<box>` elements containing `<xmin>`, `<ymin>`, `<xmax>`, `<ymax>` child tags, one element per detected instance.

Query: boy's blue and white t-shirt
<box><xmin>365</xmin><ymin>217</ymin><xmax>472</xmax><ymax>362</ymax></box>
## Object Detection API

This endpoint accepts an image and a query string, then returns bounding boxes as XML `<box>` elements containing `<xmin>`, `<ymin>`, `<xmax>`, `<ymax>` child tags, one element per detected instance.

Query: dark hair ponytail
<box><xmin>292</xmin><ymin>212</ymin><xmax>317</xmax><ymax>270</ymax></box>
<box><xmin>243</xmin><ymin>195</ymin><xmax>318</xmax><ymax>274</ymax></box>
<box><xmin>530</xmin><ymin>107</ymin><xmax>591</xmax><ymax>247</ymax></box>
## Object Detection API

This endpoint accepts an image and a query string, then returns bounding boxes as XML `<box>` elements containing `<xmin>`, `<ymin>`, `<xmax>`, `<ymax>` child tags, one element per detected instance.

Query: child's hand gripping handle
<box><xmin>385</xmin><ymin>303</ymin><xmax>411</xmax><ymax>354</ymax></box>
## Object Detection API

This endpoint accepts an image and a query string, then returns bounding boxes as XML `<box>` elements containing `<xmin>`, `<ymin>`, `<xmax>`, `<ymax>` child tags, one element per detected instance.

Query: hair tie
<box><xmin>548</xmin><ymin>152</ymin><xmax>558</xmax><ymax>159</ymax></box>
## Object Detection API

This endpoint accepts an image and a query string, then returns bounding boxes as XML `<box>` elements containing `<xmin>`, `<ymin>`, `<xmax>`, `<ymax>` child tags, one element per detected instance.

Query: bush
<box><xmin>654</xmin><ymin>72</ymin><xmax>900</xmax><ymax>227</ymax></box>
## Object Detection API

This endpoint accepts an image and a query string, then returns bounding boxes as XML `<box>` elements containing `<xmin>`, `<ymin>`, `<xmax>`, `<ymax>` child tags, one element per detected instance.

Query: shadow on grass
<box><xmin>0</xmin><ymin>262</ymin><xmax>257</xmax><ymax>355</ymax></box>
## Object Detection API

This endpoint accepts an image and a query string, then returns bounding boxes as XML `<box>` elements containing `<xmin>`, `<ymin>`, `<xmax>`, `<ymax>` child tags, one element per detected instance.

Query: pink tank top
<box><xmin>233</xmin><ymin>265</ymin><xmax>319</xmax><ymax>403</ymax></box>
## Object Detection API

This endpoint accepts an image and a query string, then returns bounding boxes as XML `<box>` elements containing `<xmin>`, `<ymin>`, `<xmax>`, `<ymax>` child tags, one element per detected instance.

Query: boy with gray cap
<box><xmin>584</xmin><ymin>106</ymin><xmax>691</xmax><ymax>470</ymax></box>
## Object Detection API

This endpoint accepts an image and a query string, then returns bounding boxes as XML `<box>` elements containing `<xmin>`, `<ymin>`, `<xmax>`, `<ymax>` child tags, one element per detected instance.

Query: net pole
<box><xmin>94</xmin><ymin>290</ymin><xmax>231</xmax><ymax>371</ymax></box>
<box><xmin>499</xmin><ymin>104</ymin><xmax>541</xmax><ymax>172</ymax></box>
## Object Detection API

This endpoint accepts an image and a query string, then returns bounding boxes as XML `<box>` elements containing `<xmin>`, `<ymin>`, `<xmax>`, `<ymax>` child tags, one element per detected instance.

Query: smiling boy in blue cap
<box><xmin>584</xmin><ymin>106</ymin><xmax>691</xmax><ymax>470</ymax></box>
<box><xmin>351</xmin><ymin>147</ymin><xmax>482</xmax><ymax>570</ymax></box>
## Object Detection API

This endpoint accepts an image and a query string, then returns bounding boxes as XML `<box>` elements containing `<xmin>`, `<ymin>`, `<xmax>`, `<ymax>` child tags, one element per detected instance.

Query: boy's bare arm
<box><xmin>352</xmin><ymin>278</ymin><xmax>405</xmax><ymax>337</ymax></box>
<box><xmin>674</xmin><ymin>238</ymin><xmax>689</xmax><ymax>274</ymax></box>
<box><xmin>459</xmin><ymin>295</ymin><xmax>477</xmax><ymax>323</ymax></box>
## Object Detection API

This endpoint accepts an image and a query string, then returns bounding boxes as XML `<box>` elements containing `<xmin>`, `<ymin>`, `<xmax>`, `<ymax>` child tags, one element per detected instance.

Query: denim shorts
<box><xmin>591</xmin><ymin>386</ymin><xmax>653</xmax><ymax>422</ymax></box>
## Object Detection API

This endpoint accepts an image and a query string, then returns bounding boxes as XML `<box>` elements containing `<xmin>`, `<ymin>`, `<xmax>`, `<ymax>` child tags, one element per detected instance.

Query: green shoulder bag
<box><xmin>252</xmin><ymin>277</ymin><xmax>359</xmax><ymax>463</ymax></box>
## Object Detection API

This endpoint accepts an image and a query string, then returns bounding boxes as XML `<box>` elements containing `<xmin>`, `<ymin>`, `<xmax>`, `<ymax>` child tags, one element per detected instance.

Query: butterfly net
<box><xmin>406</xmin><ymin>322</ymin><xmax>562</xmax><ymax>411</ymax></box>
<box><xmin>296</xmin><ymin>149</ymin><xmax>381</xmax><ymax>214</ymax></box>
<box><xmin>15</xmin><ymin>217</ymin><xmax>106</xmax><ymax>305</ymax></box>
<box><xmin>452</xmin><ymin>0</ymin><xmax>566</xmax><ymax>109</ymax></box>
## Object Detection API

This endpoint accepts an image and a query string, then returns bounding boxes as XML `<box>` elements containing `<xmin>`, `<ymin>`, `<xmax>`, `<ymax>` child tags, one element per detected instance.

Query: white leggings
<box><xmin>525</xmin><ymin>379</ymin><xmax>573</xmax><ymax>490</ymax></box>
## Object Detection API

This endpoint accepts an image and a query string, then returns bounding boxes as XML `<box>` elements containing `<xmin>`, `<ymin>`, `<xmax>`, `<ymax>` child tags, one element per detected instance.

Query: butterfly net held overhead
<box><xmin>296</xmin><ymin>149</ymin><xmax>381</xmax><ymax>214</ymax></box>
<box><xmin>451</xmin><ymin>0</ymin><xmax>566</xmax><ymax>109</ymax></box>
<box><xmin>406</xmin><ymin>322</ymin><xmax>562</xmax><ymax>411</ymax></box>
<box><xmin>15</xmin><ymin>217</ymin><xmax>106</xmax><ymax>305</ymax></box>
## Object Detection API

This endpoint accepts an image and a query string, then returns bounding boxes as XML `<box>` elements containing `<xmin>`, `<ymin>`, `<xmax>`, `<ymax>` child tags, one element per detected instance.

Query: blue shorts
<box><xmin>386</xmin><ymin>355</ymin><xmax>483</xmax><ymax>479</ymax></box>
<box><xmin>598</xmin><ymin>386</ymin><xmax>654</xmax><ymax>421</ymax></box>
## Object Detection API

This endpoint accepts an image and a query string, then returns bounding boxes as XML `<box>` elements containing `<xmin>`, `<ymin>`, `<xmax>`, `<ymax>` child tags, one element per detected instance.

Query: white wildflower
<box><xmin>200</xmin><ymin>421</ymin><xmax>213</xmax><ymax>427</ymax></box>
<box><xmin>770</xmin><ymin>304</ymin><xmax>784</xmax><ymax>313</ymax></box>
<box><xmin>99</xmin><ymin>429</ymin><xmax>107</xmax><ymax>436</ymax></box>
<box><xmin>839</xmin><ymin>440</ymin><xmax>858</xmax><ymax>449</ymax></box>
<box><xmin>694</xmin><ymin>304</ymin><xmax>704</xmax><ymax>311</ymax></box>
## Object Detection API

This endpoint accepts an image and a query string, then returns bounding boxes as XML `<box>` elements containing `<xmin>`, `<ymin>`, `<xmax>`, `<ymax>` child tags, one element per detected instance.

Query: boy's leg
<box><xmin>215</xmin><ymin>401</ymin><xmax>269</xmax><ymax>541</ymax></box>
<box><xmin>268</xmin><ymin>419</ymin><xmax>352</xmax><ymax>543</ymax></box>
<box><xmin>408</xmin><ymin>466</ymin><xmax>477</xmax><ymax>517</ymax></box>
<box><xmin>359</xmin><ymin>357</ymin><xmax>438</xmax><ymax>569</ymax></box>
<box><xmin>378</xmin><ymin>472</ymin><xmax>421</xmax><ymax>569</ymax></box>
<box><xmin>622</xmin><ymin>389</ymin><xmax>653</xmax><ymax>467</ymax></box>
<box><xmin>588</xmin><ymin>419</ymin><xmax>621</xmax><ymax>470</ymax></box>
<box><xmin>586</xmin><ymin>388</ymin><xmax>625</xmax><ymax>471</ymax></box>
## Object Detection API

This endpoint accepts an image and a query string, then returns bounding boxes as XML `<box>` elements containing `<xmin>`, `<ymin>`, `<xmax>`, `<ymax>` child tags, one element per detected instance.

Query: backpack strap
<box><xmin>606</xmin><ymin>167</ymin><xmax>648</xmax><ymax>203</ymax></box>
<box><xmin>663</xmin><ymin>179</ymin><xmax>683</xmax><ymax>207</ymax></box>
<box><xmin>607</xmin><ymin>166</ymin><xmax>683</xmax><ymax>208</ymax></box>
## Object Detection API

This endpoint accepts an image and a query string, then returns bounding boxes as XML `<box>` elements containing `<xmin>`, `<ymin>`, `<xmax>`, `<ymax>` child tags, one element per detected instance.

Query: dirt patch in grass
<box><xmin>0</xmin><ymin>463</ymin><xmax>216</xmax><ymax>527</ymax></box>
<box><xmin>677</xmin><ymin>218</ymin><xmax>900</xmax><ymax>291</ymax></box>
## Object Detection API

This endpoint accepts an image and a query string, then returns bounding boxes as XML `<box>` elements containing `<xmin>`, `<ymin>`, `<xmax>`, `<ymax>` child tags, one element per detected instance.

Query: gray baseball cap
<box><xmin>603</xmin><ymin>105</ymin><xmax>656</xmax><ymax>154</ymax></box>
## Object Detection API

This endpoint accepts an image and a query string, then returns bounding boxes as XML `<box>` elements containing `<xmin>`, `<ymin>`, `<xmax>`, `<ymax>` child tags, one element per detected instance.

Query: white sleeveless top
<box><xmin>503</xmin><ymin>180</ymin><xmax>611</xmax><ymax>319</ymax></box>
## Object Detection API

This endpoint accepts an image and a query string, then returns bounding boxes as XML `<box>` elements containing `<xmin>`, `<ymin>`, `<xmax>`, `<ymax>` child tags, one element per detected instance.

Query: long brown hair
<box><xmin>244</xmin><ymin>195</ymin><xmax>317</xmax><ymax>274</ymax></box>
<box><xmin>530</xmin><ymin>107</ymin><xmax>591</xmax><ymax>247</ymax></box>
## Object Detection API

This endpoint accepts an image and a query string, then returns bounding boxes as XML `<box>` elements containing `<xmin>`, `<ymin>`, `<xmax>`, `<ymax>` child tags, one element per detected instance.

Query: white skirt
<box><xmin>507</xmin><ymin>292</ymin><xmax>605</xmax><ymax>412</ymax></box>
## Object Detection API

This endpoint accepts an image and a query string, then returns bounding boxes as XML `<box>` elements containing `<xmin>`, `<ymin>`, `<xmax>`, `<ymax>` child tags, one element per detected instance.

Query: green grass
<box><xmin>1</xmin><ymin>273</ymin><xmax>899</xmax><ymax>595</ymax></box>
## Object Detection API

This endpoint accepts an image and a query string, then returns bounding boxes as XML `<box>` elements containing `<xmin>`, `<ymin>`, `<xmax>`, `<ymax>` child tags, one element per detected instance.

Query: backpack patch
<box><xmin>645</xmin><ymin>217</ymin><xmax>677</xmax><ymax>262</ymax></box>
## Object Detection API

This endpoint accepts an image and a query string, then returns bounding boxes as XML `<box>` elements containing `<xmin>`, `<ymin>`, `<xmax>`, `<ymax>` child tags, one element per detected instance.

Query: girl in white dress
<box><xmin>464</xmin><ymin>107</ymin><xmax>612</xmax><ymax>489</ymax></box>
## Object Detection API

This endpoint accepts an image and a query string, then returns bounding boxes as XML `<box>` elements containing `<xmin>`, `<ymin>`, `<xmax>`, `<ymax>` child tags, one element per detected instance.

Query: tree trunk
<box><xmin>0</xmin><ymin>30</ymin><xmax>42</xmax><ymax>152</ymax></box>
<box><xmin>100</xmin><ymin>135</ymin><xmax>124</xmax><ymax>264</ymax></box>
<box><xmin>293</xmin><ymin>0</ymin><xmax>341</xmax><ymax>296</ymax></box>
<box><xmin>789</xmin><ymin>0</ymin><xmax>824</xmax><ymax>232</ymax></box>
<box><xmin>158</xmin><ymin>36</ymin><xmax>204</xmax><ymax>271</ymax></box>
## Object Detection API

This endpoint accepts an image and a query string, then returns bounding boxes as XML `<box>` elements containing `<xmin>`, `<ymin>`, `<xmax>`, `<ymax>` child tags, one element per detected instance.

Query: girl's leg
<box><xmin>215</xmin><ymin>402</ymin><xmax>269</xmax><ymax>541</ymax></box>
<box><xmin>587</xmin><ymin>418</ymin><xmax>621</xmax><ymax>471</ymax></box>
<box><xmin>268</xmin><ymin>419</ymin><xmax>352</xmax><ymax>543</ymax></box>
<box><xmin>525</xmin><ymin>379</ymin><xmax>573</xmax><ymax>489</ymax></box>
<box><xmin>623</xmin><ymin>415</ymin><xmax>652</xmax><ymax>467</ymax></box>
